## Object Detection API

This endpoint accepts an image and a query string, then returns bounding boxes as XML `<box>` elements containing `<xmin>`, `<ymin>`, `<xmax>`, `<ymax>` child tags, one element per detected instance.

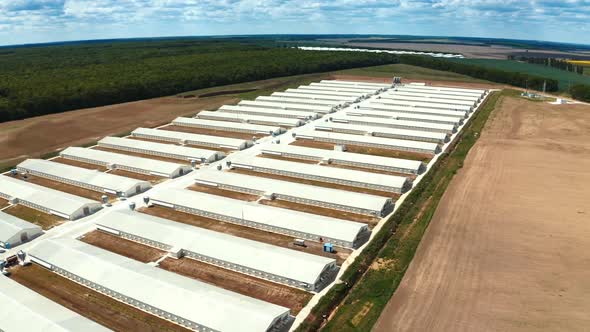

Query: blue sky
<box><xmin>0</xmin><ymin>0</ymin><xmax>588</xmax><ymax>46</ymax></box>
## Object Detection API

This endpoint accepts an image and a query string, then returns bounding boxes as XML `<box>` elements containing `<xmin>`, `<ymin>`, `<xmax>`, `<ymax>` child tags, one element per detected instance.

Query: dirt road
<box><xmin>373</xmin><ymin>97</ymin><xmax>590</xmax><ymax>331</ymax></box>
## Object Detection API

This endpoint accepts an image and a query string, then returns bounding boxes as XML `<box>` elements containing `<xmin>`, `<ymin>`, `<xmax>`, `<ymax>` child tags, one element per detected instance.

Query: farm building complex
<box><xmin>0</xmin><ymin>176</ymin><xmax>102</xmax><ymax>220</ymax></box>
<box><xmin>0</xmin><ymin>79</ymin><xmax>490</xmax><ymax>332</ymax></box>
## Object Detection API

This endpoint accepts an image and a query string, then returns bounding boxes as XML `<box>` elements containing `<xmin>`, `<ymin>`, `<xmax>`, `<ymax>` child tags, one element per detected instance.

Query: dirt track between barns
<box><xmin>374</xmin><ymin>97</ymin><xmax>590</xmax><ymax>331</ymax></box>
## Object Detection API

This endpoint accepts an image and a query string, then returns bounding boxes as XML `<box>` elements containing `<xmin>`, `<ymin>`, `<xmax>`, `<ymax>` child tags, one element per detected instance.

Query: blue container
<box><xmin>323</xmin><ymin>243</ymin><xmax>333</xmax><ymax>253</ymax></box>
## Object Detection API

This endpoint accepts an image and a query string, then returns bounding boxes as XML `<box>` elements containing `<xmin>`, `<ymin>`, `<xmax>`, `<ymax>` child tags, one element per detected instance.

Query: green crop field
<box><xmin>451</xmin><ymin>59</ymin><xmax>590</xmax><ymax>90</ymax></box>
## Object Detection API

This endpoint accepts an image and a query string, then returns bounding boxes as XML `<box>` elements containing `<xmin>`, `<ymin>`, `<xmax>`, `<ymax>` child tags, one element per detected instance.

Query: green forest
<box><xmin>0</xmin><ymin>39</ymin><xmax>399</xmax><ymax>122</ymax></box>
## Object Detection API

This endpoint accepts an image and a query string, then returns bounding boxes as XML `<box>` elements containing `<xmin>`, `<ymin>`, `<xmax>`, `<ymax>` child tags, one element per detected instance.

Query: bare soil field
<box><xmin>10</xmin><ymin>173</ymin><xmax>113</xmax><ymax>202</ymax></box>
<box><xmin>80</xmin><ymin>230</ymin><xmax>166</xmax><ymax>263</ymax></box>
<box><xmin>9</xmin><ymin>264</ymin><xmax>191</xmax><ymax>332</ymax></box>
<box><xmin>162</xmin><ymin>124</ymin><xmax>264</xmax><ymax>140</ymax></box>
<box><xmin>374</xmin><ymin>97</ymin><xmax>590</xmax><ymax>331</ymax></box>
<box><xmin>0</xmin><ymin>198</ymin><xmax>9</xmax><ymax>209</ymax></box>
<box><xmin>260</xmin><ymin>199</ymin><xmax>379</xmax><ymax>226</ymax></box>
<box><xmin>52</xmin><ymin>157</ymin><xmax>108</xmax><ymax>171</ymax></box>
<box><xmin>92</xmin><ymin>146</ymin><xmax>190</xmax><ymax>164</ymax></box>
<box><xmin>187</xmin><ymin>184</ymin><xmax>260</xmax><ymax>201</ymax></box>
<box><xmin>159</xmin><ymin>258</ymin><xmax>313</xmax><ymax>315</ymax></box>
<box><xmin>3</xmin><ymin>204</ymin><xmax>65</xmax><ymax>230</ymax></box>
<box><xmin>290</xmin><ymin>139</ymin><xmax>432</xmax><ymax>163</ymax></box>
<box><xmin>0</xmin><ymin>95</ymin><xmax>236</xmax><ymax>168</ymax></box>
<box><xmin>139</xmin><ymin>206</ymin><xmax>350</xmax><ymax>264</ymax></box>
<box><xmin>108</xmin><ymin>169</ymin><xmax>165</xmax><ymax>183</ymax></box>
<box><xmin>231</xmin><ymin>168</ymin><xmax>399</xmax><ymax>198</ymax></box>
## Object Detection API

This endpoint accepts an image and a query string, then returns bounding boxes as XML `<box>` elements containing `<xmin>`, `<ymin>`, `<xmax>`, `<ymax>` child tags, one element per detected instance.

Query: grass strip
<box><xmin>296</xmin><ymin>89</ymin><xmax>506</xmax><ymax>332</ymax></box>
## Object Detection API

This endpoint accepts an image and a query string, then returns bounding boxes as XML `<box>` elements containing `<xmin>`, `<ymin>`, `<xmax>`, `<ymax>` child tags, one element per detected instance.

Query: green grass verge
<box><xmin>333</xmin><ymin>63</ymin><xmax>492</xmax><ymax>83</ymax></box>
<box><xmin>296</xmin><ymin>89</ymin><xmax>508</xmax><ymax>332</ymax></box>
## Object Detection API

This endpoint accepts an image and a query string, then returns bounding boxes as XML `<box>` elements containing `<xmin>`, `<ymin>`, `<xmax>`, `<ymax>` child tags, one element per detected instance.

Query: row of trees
<box><xmin>570</xmin><ymin>84</ymin><xmax>590</xmax><ymax>102</ymax></box>
<box><xmin>398</xmin><ymin>55</ymin><xmax>559</xmax><ymax>92</ymax></box>
<box><xmin>0</xmin><ymin>41</ymin><xmax>400</xmax><ymax>123</ymax></box>
<box><xmin>509</xmin><ymin>56</ymin><xmax>585</xmax><ymax>74</ymax></box>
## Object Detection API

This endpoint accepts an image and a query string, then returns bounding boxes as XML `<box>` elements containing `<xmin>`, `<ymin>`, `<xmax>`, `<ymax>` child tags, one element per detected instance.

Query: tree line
<box><xmin>508</xmin><ymin>56</ymin><xmax>585</xmax><ymax>75</ymax></box>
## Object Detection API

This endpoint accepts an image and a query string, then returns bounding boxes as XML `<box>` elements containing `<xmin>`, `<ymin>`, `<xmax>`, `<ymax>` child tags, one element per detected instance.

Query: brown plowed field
<box><xmin>0</xmin><ymin>198</ymin><xmax>9</xmax><ymax>209</ymax></box>
<box><xmin>187</xmin><ymin>184</ymin><xmax>259</xmax><ymax>201</ymax></box>
<box><xmin>374</xmin><ymin>97</ymin><xmax>590</xmax><ymax>331</ymax></box>
<box><xmin>139</xmin><ymin>206</ymin><xmax>350</xmax><ymax>264</ymax></box>
<box><xmin>260</xmin><ymin>199</ymin><xmax>379</xmax><ymax>225</ymax></box>
<box><xmin>108</xmin><ymin>170</ymin><xmax>165</xmax><ymax>183</ymax></box>
<box><xmin>9</xmin><ymin>264</ymin><xmax>191</xmax><ymax>332</ymax></box>
<box><xmin>3</xmin><ymin>204</ymin><xmax>65</xmax><ymax>230</ymax></box>
<box><xmin>80</xmin><ymin>230</ymin><xmax>166</xmax><ymax>263</ymax></box>
<box><xmin>290</xmin><ymin>139</ymin><xmax>432</xmax><ymax>162</ymax></box>
<box><xmin>162</xmin><ymin>125</ymin><xmax>264</xmax><ymax>140</ymax></box>
<box><xmin>52</xmin><ymin>157</ymin><xmax>108</xmax><ymax>171</ymax></box>
<box><xmin>159</xmin><ymin>258</ymin><xmax>313</xmax><ymax>314</ymax></box>
<box><xmin>230</xmin><ymin>168</ymin><xmax>399</xmax><ymax>198</ymax></box>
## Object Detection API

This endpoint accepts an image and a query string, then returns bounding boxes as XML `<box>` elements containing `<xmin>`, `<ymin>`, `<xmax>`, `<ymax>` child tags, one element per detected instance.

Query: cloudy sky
<box><xmin>0</xmin><ymin>0</ymin><xmax>588</xmax><ymax>46</ymax></box>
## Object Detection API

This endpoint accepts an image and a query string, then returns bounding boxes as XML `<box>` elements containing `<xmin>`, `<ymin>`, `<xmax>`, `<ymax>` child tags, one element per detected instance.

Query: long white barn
<box><xmin>131</xmin><ymin>128</ymin><xmax>252</xmax><ymax>150</ymax></box>
<box><xmin>259</xmin><ymin>144</ymin><xmax>424</xmax><ymax>175</ymax></box>
<box><xmin>390</xmin><ymin>90</ymin><xmax>482</xmax><ymax>103</ymax></box>
<box><xmin>362</xmin><ymin>103</ymin><xmax>468</xmax><ymax>118</ymax></box>
<box><xmin>285</xmin><ymin>88</ymin><xmax>363</xmax><ymax>99</ymax></box>
<box><xmin>229</xmin><ymin>156</ymin><xmax>411</xmax><ymax>194</ymax></box>
<box><xmin>294</xmin><ymin>130</ymin><xmax>441</xmax><ymax>155</ymax></box>
<box><xmin>381</xmin><ymin>93</ymin><xmax>477</xmax><ymax>107</ymax></box>
<box><xmin>29</xmin><ymin>238</ymin><xmax>291</xmax><ymax>332</ymax></box>
<box><xmin>219</xmin><ymin>104</ymin><xmax>320</xmax><ymax>120</ymax></box>
<box><xmin>95</xmin><ymin>211</ymin><xmax>338</xmax><ymax>291</ymax></box>
<box><xmin>306</xmin><ymin>83</ymin><xmax>379</xmax><ymax>94</ymax></box>
<box><xmin>0</xmin><ymin>211</ymin><xmax>42</xmax><ymax>249</ymax></box>
<box><xmin>149</xmin><ymin>188</ymin><xmax>370</xmax><ymax>249</ymax></box>
<box><xmin>314</xmin><ymin>121</ymin><xmax>449</xmax><ymax>143</ymax></box>
<box><xmin>97</xmin><ymin>136</ymin><xmax>224</xmax><ymax>163</ymax></box>
<box><xmin>0</xmin><ymin>276</ymin><xmax>111</xmax><ymax>332</ymax></box>
<box><xmin>60</xmin><ymin>147</ymin><xmax>192</xmax><ymax>178</ymax></box>
<box><xmin>320</xmin><ymin>80</ymin><xmax>391</xmax><ymax>89</ymax></box>
<box><xmin>17</xmin><ymin>159</ymin><xmax>152</xmax><ymax>197</ymax></box>
<box><xmin>196</xmin><ymin>111</ymin><xmax>305</xmax><ymax>127</ymax></box>
<box><xmin>374</xmin><ymin>97</ymin><xmax>473</xmax><ymax>112</ymax></box>
<box><xmin>171</xmin><ymin>117</ymin><xmax>283</xmax><ymax>136</ymax></box>
<box><xmin>194</xmin><ymin>169</ymin><xmax>395</xmax><ymax>217</ymax></box>
<box><xmin>295</xmin><ymin>87</ymin><xmax>367</xmax><ymax>98</ymax></box>
<box><xmin>272</xmin><ymin>92</ymin><xmax>358</xmax><ymax>103</ymax></box>
<box><xmin>256</xmin><ymin>96</ymin><xmax>341</xmax><ymax>108</ymax></box>
<box><xmin>237</xmin><ymin>100</ymin><xmax>333</xmax><ymax>115</ymax></box>
<box><xmin>346</xmin><ymin>108</ymin><xmax>463</xmax><ymax>125</ymax></box>
<box><xmin>0</xmin><ymin>176</ymin><xmax>102</xmax><ymax>220</ymax></box>
<box><xmin>329</xmin><ymin>114</ymin><xmax>456</xmax><ymax>133</ymax></box>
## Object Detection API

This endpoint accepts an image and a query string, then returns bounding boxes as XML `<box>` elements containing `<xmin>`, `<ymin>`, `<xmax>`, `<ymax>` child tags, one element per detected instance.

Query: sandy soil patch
<box><xmin>3</xmin><ymin>204</ymin><xmax>65</xmax><ymax>230</ymax></box>
<box><xmin>80</xmin><ymin>230</ymin><xmax>167</xmax><ymax>263</ymax></box>
<box><xmin>159</xmin><ymin>258</ymin><xmax>313</xmax><ymax>315</ymax></box>
<box><xmin>187</xmin><ymin>184</ymin><xmax>260</xmax><ymax>201</ymax></box>
<box><xmin>374</xmin><ymin>97</ymin><xmax>590</xmax><ymax>331</ymax></box>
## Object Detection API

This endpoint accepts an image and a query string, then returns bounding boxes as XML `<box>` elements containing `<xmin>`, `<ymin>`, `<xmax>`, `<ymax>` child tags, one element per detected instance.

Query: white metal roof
<box><xmin>405</xmin><ymin>83</ymin><xmax>486</xmax><ymax>94</ymax></box>
<box><xmin>95</xmin><ymin>210</ymin><xmax>336</xmax><ymax>286</ymax></box>
<box><xmin>382</xmin><ymin>93</ymin><xmax>476</xmax><ymax>107</ymax></box>
<box><xmin>29</xmin><ymin>238</ymin><xmax>289</xmax><ymax>332</ymax></box>
<box><xmin>0</xmin><ymin>211</ymin><xmax>42</xmax><ymax>243</ymax></box>
<box><xmin>346</xmin><ymin>109</ymin><xmax>463</xmax><ymax>125</ymax></box>
<box><xmin>374</xmin><ymin>97</ymin><xmax>473</xmax><ymax>112</ymax></box>
<box><xmin>261</xmin><ymin>144</ymin><xmax>423</xmax><ymax>173</ymax></box>
<box><xmin>399</xmin><ymin>86</ymin><xmax>484</xmax><ymax>98</ymax></box>
<box><xmin>306</xmin><ymin>83</ymin><xmax>378</xmax><ymax>94</ymax></box>
<box><xmin>172</xmin><ymin>117</ymin><xmax>281</xmax><ymax>135</ymax></box>
<box><xmin>295</xmin><ymin>86</ymin><xmax>366</xmax><ymax>97</ymax></box>
<box><xmin>329</xmin><ymin>114</ymin><xmax>456</xmax><ymax>133</ymax></box>
<box><xmin>0</xmin><ymin>175</ymin><xmax>100</xmax><ymax>217</ymax></box>
<box><xmin>295</xmin><ymin>130</ymin><xmax>439</xmax><ymax>154</ymax></box>
<box><xmin>131</xmin><ymin>128</ymin><xmax>251</xmax><ymax>150</ymax></box>
<box><xmin>230</xmin><ymin>156</ymin><xmax>409</xmax><ymax>190</ymax></box>
<box><xmin>320</xmin><ymin>80</ymin><xmax>391</xmax><ymax>88</ymax></box>
<box><xmin>256</xmin><ymin>96</ymin><xmax>341</xmax><ymax>107</ymax></box>
<box><xmin>314</xmin><ymin>122</ymin><xmax>449</xmax><ymax>143</ymax></box>
<box><xmin>0</xmin><ymin>276</ymin><xmax>111</xmax><ymax>332</ymax></box>
<box><xmin>364</xmin><ymin>102</ymin><xmax>468</xmax><ymax>118</ymax></box>
<box><xmin>150</xmin><ymin>188</ymin><xmax>368</xmax><ymax>245</ymax></box>
<box><xmin>285</xmin><ymin>88</ymin><xmax>362</xmax><ymax>99</ymax></box>
<box><xmin>220</xmin><ymin>104</ymin><xmax>320</xmax><ymax>119</ymax></box>
<box><xmin>17</xmin><ymin>159</ymin><xmax>151</xmax><ymax>194</ymax></box>
<box><xmin>271</xmin><ymin>92</ymin><xmax>358</xmax><ymax>103</ymax></box>
<box><xmin>194</xmin><ymin>169</ymin><xmax>393</xmax><ymax>214</ymax></box>
<box><xmin>237</xmin><ymin>100</ymin><xmax>333</xmax><ymax>114</ymax></box>
<box><xmin>391</xmin><ymin>90</ymin><xmax>480</xmax><ymax>102</ymax></box>
<box><xmin>197</xmin><ymin>111</ymin><xmax>304</xmax><ymax>127</ymax></box>
<box><xmin>98</xmin><ymin>136</ymin><xmax>224</xmax><ymax>162</ymax></box>
<box><xmin>60</xmin><ymin>147</ymin><xmax>191</xmax><ymax>178</ymax></box>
